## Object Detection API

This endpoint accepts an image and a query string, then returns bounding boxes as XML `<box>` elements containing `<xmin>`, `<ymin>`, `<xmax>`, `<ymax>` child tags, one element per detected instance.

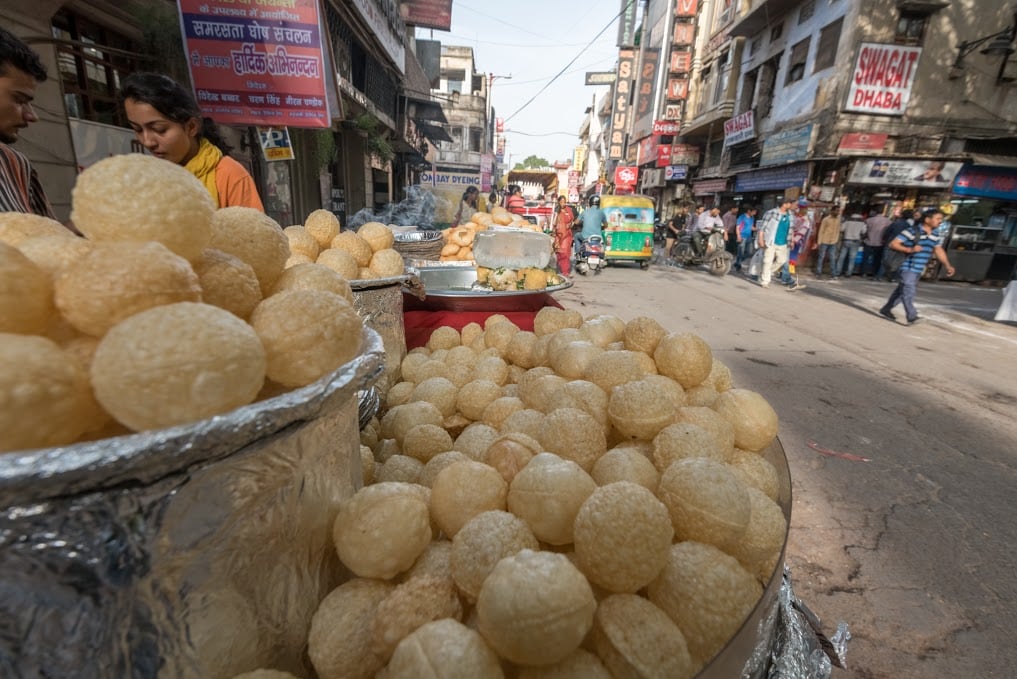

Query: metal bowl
<box><xmin>405</xmin><ymin>265</ymin><xmax>572</xmax><ymax>312</ymax></box>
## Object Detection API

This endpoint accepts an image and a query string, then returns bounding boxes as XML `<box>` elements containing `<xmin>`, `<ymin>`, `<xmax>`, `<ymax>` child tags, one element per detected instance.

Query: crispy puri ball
<box><xmin>0</xmin><ymin>212</ymin><xmax>71</xmax><ymax>246</ymax></box>
<box><xmin>657</xmin><ymin>457</ymin><xmax>750</xmax><ymax>551</ymax></box>
<box><xmin>608</xmin><ymin>378</ymin><xmax>677</xmax><ymax>441</ymax></box>
<box><xmin>507</xmin><ymin>453</ymin><xmax>596</xmax><ymax>545</ymax></box>
<box><xmin>498</xmin><ymin>408</ymin><xmax>545</xmax><ymax>440</ymax></box>
<box><xmin>360</xmin><ymin>444</ymin><xmax>376</xmax><ymax>485</ymax></box>
<box><xmin>516</xmin><ymin>648</ymin><xmax>610</xmax><ymax>679</ymax></box>
<box><xmin>461</xmin><ymin>321</ymin><xmax>484</xmax><ymax>347</ymax></box>
<box><xmin>652</xmin><ymin>422</ymin><xmax>728</xmax><ymax>471</ymax></box>
<box><xmin>381</xmin><ymin>400</ymin><xmax>445</xmax><ymax>445</ymax></box>
<box><xmin>403</xmin><ymin>423</ymin><xmax>454</xmax><ymax>462</ymax></box>
<box><xmin>583</xmin><ymin>350</ymin><xmax>644</xmax><ymax>393</ymax></box>
<box><xmin>404</xmin><ymin>539</ymin><xmax>454</xmax><ymax>583</ymax></box>
<box><xmin>506</xmin><ymin>363</ymin><xmax>526</xmax><ymax>384</ymax></box>
<box><xmin>210</xmin><ymin>207</ymin><xmax>289</xmax><ymax>294</ymax></box>
<box><xmin>372</xmin><ymin>575</ymin><xmax>463</xmax><ymax>661</ymax></box>
<box><xmin>316</xmin><ymin>247</ymin><xmax>360</xmax><ymax>279</ymax></box>
<box><xmin>559</xmin><ymin>380</ymin><xmax>610</xmax><ymax>432</ymax></box>
<box><xmin>473</xmin><ymin>355</ymin><xmax>510</xmax><ymax>386</ymax></box>
<box><xmin>333</xmin><ymin>482</ymin><xmax>432</xmax><ymax>579</ymax></box>
<box><xmin>712</xmin><ymin>388</ymin><xmax>779</xmax><ymax>452</ymax></box>
<box><xmin>15</xmin><ymin>234</ymin><xmax>92</xmax><ymax>281</ymax></box>
<box><xmin>452</xmin><ymin>422</ymin><xmax>500</xmax><ymax>460</ymax></box>
<box><xmin>383</xmin><ymin>619</ymin><xmax>504</xmax><ymax>679</ymax></box>
<box><xmin>544</xmin><ymin>327</ymin><xmax>587</xmax><ymax>362</ymax></box>
<box><xmin>481</xmin><ymin>396</ymin><xmax>525</xmax><ymax>430</ymax></box>
<box><xmin>591</xmin><ymin>448</ymin><xmax>660</xmax><ymax>491</ymax></box>
<box><xmin>549</xmin><ymin>341</ymin><xmax>604</xmax><ymax>380</ymax></box>
<box><xmin>374</xmin><ymin>438</ymin><xmax>402</xmax><ymax>463</ymax></box>
<box><xmin>674</xmin><ymin>406</ymin><xmax>736</xmax><ymax>457</ymax></box>
<box><xmin>727</xmin><ymin>448</ymin><xmax>780</xmax><ymax>502</ymax></box>
<box><xmin>304</xmin><ymin>209</ymin><xmax>341</xmax><ymax>248</ymax></box>
<box><xmin>420</xmin><ymin>450</ymin><xmax>471</xmax><ymax>487</ymax></box>
<box><xmin>249</xmin><ymin>290</ymin><xmax>362</xmax><ymax>388</ymax></box>
<box><xmin>452</xmin><ymin>510</ymin><xmax>539</xmax><ymax>603</ymax></box>
<box><xmin>270</xmin><ymin>262</ymin><xmax>353</xmax><ymax>302</ymax></box>
<box><xmin>0</xmin><ymin>334</ymin><xmax>94</xmax><ymax>451</ymax></box>
<box><xmin>579</xmin><ymin>317</ymin><xmax>620</xmax><ymax>348</ymax></box>
<box><xmin>284</xmin><ymin>252</ymin><xmax>314</xmax><ymax>268</ymax></box>
<box><xmin>414</xmin><ymin>359</ymin><xmax>449</xmax><ymax>382</ymax></box>
<box><xmin>627</xmin><ymin>349</ymin><xmax>658</xmax><ymax>376</ymax></box>
<box><xmin>411</xmin><ymin>377</ymin><xmax>458</xmax><ymax>418</ymax></box>
<box><xmin>359</xmin><ymin>266</ymin><xmax>374</xmax><ymax>279</ymax></box>
<box><xmin>358</xmin><ymin>221</ymin><xmax>395</xmax><ymax>252</ymax></box>
<box><xmin>385</xmin><ymin>381</ymin><xmax>416</xmax><ymax>408</ymax></box>
<box><xmin>192</xmin><ymin>248</ymin><xmax>262</xmax><ymax>320</ymax></box>
<box><xmin>729</xmin><ymin>487</ymin><xmax>787</xmax><ymax>582</ymax></box>
<box><xmin>401</xmin><ymin>352</ymin><xmax>430</xmax><ymax>382</ymax></box>
<box><xmin>685</xmin><ymin>383</ymin><xmax>718</xmax><ymax>407</ymax></box>
<box><xmin>71</xmin><ymin>154</ymin><xmax>213</xmax><ymax>261</ymax></box>
<box><xmin>283</xmin><ymin>224</ymin><xmax>320</xmax><ymax>259</ymax></box>
<box><xmin>520</xmin><ymin>374</ymin><xmax>566</xmax><ymax>413</ymax></box>
<box><xmin>653</xmin><ymin>332</ymin><xmax>713</xmax><ymax>389</ymax></box>
<box><xmin>431</xmin><ymin>460</ymin><xmax>509</xmax><ymax>537</ymax></box>
<box><xmin>0</xmin><ymin>242</ymin><xmax>53</xmax><ymax>335</ymax></box>
<box><xmin>707</xmin><ymin>358</ymin><xmax>734</xmax><ymax>392</ymax></box>
<box><xmin>501</xmin><ymin>383</ymin><xmax>519</xmax><ymax>399</ymax></box>
<box><xmin>91</xmin><ymin>303</ymin><xmax>265</xmax><ymax>431</ymax></box>
<box><xmin>370</xmin><ymin>248</ymin><xmax>405</xmax><ymax>277</ymax></box>
<box><xmin>308</xmin><ymin>578</ymin><xmax>395</xmax><ymax>679</ymax></box>
<box><xmin>484</xmin><ymin>431</ymin><xmax>542</xmax><ymax>483</ymax></box>
<box><xmin>516</xmin><ymin>366</ymin><xmax>556</xmax><ymax>394</ymax></box>
<box><xmin>377</xmin><ymin>454</ymin><xmax>425</xmax><ymax>484</ymax></box>
<box><xmin>331</xmin><ymin>230</ymin><xmax>373</xmax><ymax>267</ymax></box>
<box><xmin>573</xmin><ymin>482</ymin><xmax>673</xmax><ymax>592</ymax></box>
<box><xmin>443</xmin><ymin>344</ymin><xmax>476</xmax><ymax>366</ymax></box>
<box><xmin>476</xmin><ymin>549</ymin><xmax>596</xmax><ymax>666</ymax></box>
<box><xmin>484</xmin><ymin>320</ymin><xmax>521</xmax><ymax>353</ymax></box>
<box><xmin>623</xmin><ymin>316</ymin><xmax>667</xmax><ymax>355</ymax></box>
<box><xmin>539</xmin><ymin>408</ymin><xmax>606</xmax><ymax>472</ymax></box>
<box><xmin>592</xmin><ymin>593</ymin><xmax>695</xmax><ymax>679</ymax></box>
<box><xmin>428</xmin><ymin>325</ymin><xmax>461</xmax><ymax>351</ymax></box>
<box><xmin>455</xmin><ymin>379</ymin><xmax>501</xmax><ymax>421</ymax></box>
<box><xmin>648</xmin><ymin>541</ymin><xmax>763</xmax><ymax>668</ymax></box>
<box><xmin>533</xmin><ymin>306</ymin><xmax>583</xmax><ymax>336</ymax></box>
<box><xmin>640</xmin><ymin>373</ymin><xmax>686</xmax><ymax>410</ymax></box>
<box><xmin>506</xmin><ymin>331</ymin><xmax>547</xmax><ymax>369</ymax></box>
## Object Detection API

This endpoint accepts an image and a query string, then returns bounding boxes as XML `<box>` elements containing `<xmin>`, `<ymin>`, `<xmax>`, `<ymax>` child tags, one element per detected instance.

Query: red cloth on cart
<box><xmin>403</xmin><ymin>296</ymin><xmax>565</xmax><ymax>350</ymax></box>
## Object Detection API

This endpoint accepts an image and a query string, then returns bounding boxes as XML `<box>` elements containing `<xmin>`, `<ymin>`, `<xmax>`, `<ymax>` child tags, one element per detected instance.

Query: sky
<box><xmin>416</xmin><ymin>0</ymin><xmax>625</xmax><ymax>167</ymax></box>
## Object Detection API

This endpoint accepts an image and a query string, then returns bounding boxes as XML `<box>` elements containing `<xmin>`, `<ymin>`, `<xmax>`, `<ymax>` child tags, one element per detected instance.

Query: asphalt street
<box><xmin>555</xmin><ymin>260</ymin><xmax>1017</xmax><ymax>679</ymax></box>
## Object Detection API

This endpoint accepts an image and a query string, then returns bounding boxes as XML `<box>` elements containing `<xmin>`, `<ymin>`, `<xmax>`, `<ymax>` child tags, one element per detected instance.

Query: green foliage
<box><xmin>354</xmin><ymin>114</ymin><xmax>394</xmax><ymax>163</ymax></box>
<box><xmin>513</xmin><ymin>155</ymin><xmax>551</xmax><ymax>170</ymax></box>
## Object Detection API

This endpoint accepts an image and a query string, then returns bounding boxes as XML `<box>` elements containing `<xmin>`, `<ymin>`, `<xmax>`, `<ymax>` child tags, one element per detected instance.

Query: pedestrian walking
<box><xmin>862</xmin><ymin>208</ymin><xmax>892</xmax><ymax>277</ymax></box>
<box><xmin>757</xmin><ymin>197</ymin><xmax>795</xmax><ymax>288</ymax></box>
<box><xmin>878</xmin><ymin>209</ymin><xmax>913</xmax><ymax>281</ymax></box>
<box><xmin>834</xmin><ymin>212</ymin><xmax>867</xmax><ymax>278</ymax></box>
<box><xmin>722</xmin><ymin>205</ymin><xmax>739</xmax><ymax>258</ymax></box>
<box><xmin>452</xmin><ymin>186</ymin><xmax>479</xmax><ymax>227</ymax></box>
<box><xmin>735</xmin><ymin>205</ymin><xmax>757</xmax><ymax>272</ymax></box>
<box><xmin>552</xmin><ymin>195</ymin><xmax>574</xmax><ymax>276</ymax></box>
<box><xmin>814</xmin><ymin>207</ymin><xmax>841</xmax><ymax>277</ymax></box>
<box><xmin>879</xmin><ymin>208</ymin><xmax>956</xmax><ymax>324</ymax></box>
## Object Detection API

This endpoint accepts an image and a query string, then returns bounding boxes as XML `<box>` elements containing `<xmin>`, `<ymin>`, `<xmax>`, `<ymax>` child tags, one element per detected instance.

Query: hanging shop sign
<box><xmin>669</xmin><ymin>50</ymin><xmax>692</xmax><ymax>73</ymax></box>
<box><xmin>845</xmin><ymin>43</ymin><xmax>922</xmax><ymax>116</ymax></box>
<box><xmin>693</xmin><ymin>178</ymin><xmax>729</xmax><ymax>195</ymax></box>
<box><xmin>723</xmin><ymin>110</ymin><xmax>755</xmax><ymax>147</ymax></box>
<box><xmin>665</xmin><ymin>165</ymin><xmax>688</xmax><ymax>181</ymax></box>
<box><xmin>399</xmin><ymin>0</ymin><xmax>452</xmax><ymax>31</ymax></box>
<box><xmin>664</xmin><ymin>103</ymin><xmax>685</xmax><ymax>121</ymax></box>
<box><xmin>653</xmin><ymin>120</ymin><xmax>680</xmax><ymax>135</ymax></box>
<box><xmin>257</xmin><ymin>126</ymin><xmax>295</xmax><ymax>161</ymax></box>
<box><xmin>759</xmin><ymin>123</ymin><xmax>814</xmax><ymax>166</ymax></box>
<box><xmin>585</xmin><ymin>71</ymin><xmax>617</xmax><ymax>85</ymax></box>
<box><xmin>657</xmin><ymin>144</ymin><xmax>672</xmax><ymax>168</ymax></box>
<box><xmin>637</xmin><ymin>136</ymin><xmax>659</xmax><ymax>166</ymax></box>
<box><xmin>178</xmin><ymin>0</ymin><xmax>332</xmax><ymax>128</ymax></box>
<box><xmin>734</xmin><ymin>162</ymin><xmax>810</xmax><ymax>193</ymax></box>
<box><xmin>837</xmin><ymin>132</ymin><xmax>888</xmax><ymax>154</ymax></box>
<box><xmin>617</xmin><ymin>0</ymin><xmax>638</xmax><ymax>47</ymax></box>
<box><xmin>609</xmin><ymin>49</ymin><xmax>636</xmax><ymax>160</ymax></box>
<box><xmin>614</xmin><ymin>165</ymin><xmax>639</xmax><ymax>192</ymax></box>
<box><xmin>847</xmin><ymin>158</ymin><xmax>963</xmax><ymax>187</ymax></box>
<box><xmin>673</xmin><ymin>23</ymin><xmax>695</xmax><ymax>45</ymax></box>
<box><xmin>670</xmin><ymin>143</ymin><xmax>700</xmax><ymax>166</ymax></box>
<box><xmin>675</xmin><ymin>0</ymin><xmax>699</xmax><ymax>17</ymax></box>
<box><xmin>953</xmin><ymin>165</ymin><xmax>1017</xmax><ymax>201</ymax></box>
<box><xmin>666</xmin><ymin>77</ymin><xmax>690</xmax><ymax>100</ymax></box>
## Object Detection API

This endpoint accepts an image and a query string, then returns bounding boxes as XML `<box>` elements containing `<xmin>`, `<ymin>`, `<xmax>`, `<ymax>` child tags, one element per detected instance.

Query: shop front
<box><xmin>692</xmin><ymin>178</ymin><xmax>729</xmax><ymax>208</ymax></box>
<box><xmin>732</xmin><ymin>162</ymin><xmax>811</xmax><ymax>211</ymax></box>
<box><xmin>948</xmin><ymin>164</ymin><xmax>1017</xmax><ymax>282</ymax></box>
<box><xmin>841</xmin><ymin>157</ymin><xmax>962</xmax><ymax>214</ymax></box>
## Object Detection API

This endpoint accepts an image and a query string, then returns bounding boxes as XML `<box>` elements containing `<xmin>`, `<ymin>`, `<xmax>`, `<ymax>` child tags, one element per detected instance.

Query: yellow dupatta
<box><xmin>184</xmin><ymin>138</ymin><xmax>223</xmax><ymax>207</ymax></box>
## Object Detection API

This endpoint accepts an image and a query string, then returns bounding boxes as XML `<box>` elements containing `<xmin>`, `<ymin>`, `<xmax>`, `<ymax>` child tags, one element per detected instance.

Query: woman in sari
<box><xmin>553</xmin><ymin>195</ymin><xmax>574</xmax><ymax>275</ymax></box>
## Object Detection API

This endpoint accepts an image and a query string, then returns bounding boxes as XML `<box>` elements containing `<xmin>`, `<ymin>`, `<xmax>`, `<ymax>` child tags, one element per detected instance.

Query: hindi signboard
<box><xmin>723</xmin><ymin>110</ymin><xmax>755</xmax><ymax>147</ymax></box>
<box><xmin>399</xmin><ymin>0</ymin><xmax>452</xmax><ymax>31</ymax></box>
<box><xmin>845</xmin><ymin>43</ymin><xmax>922</xmax><ymax>116</ymax></box>
<box><xmin>178</xmin><ymin>0</ymin><xmax>331</xmax><ymax>128</ymax></box>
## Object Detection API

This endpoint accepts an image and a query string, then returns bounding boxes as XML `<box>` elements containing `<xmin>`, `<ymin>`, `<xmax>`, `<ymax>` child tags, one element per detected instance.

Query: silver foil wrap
<box><xmin>351</xmin><ymin>272</ymin><xmax>417</xmax><ymax>391</ymax></box>
<box><xmin>0</xmin><ymin>327</ymin><xmax>385</xmax><ymax>678</ymax></box>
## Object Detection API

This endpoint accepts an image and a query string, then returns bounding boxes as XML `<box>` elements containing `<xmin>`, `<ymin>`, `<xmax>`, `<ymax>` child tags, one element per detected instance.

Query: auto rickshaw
<box><xmin>599</xmin><ymin>194</ymin><xmax>655</xmax><ymax>269</ymax></box>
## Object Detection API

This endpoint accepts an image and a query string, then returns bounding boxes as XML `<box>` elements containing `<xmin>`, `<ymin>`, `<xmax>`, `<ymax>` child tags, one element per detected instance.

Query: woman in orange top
<box><xmin>121</xmin><ymin>73</ymin><xmax>264</xmax><ymax>210</ymax></box>
<box><xmin>505</xmin><ymin>184</ymin><xmax>526</xmax><ymax>215</ymax></box>
<box><xmin>552</xmin><ymin>195</ymin><xmax>575</xmax><ymax>276</ymax></box>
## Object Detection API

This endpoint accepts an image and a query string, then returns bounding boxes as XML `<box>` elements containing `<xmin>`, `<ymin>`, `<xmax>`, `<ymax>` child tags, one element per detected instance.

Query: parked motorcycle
<box><xmin>670</xmin><ymin>228</ymin><xmax>733</xmax><ymax>276</ymax></box>
<box><xmin>575</xmin><ymin>235</ymin><xmax>607</xmax><ymax>275</ymax></box>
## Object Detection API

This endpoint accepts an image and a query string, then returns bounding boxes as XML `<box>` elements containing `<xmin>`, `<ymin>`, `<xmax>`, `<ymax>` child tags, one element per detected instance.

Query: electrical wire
<box><xmin>502</xmin><ymin>0</ymin><xmax>634</xmax><ymax>123</ymax></box>
<box><xmin>454</xmin><ymin>2</ymin><xmax>557</xmax><ymax>42</ymax></box>
<box><xmin>504</xmin><ymin>130</ymin><xmax>580</xmax><ymax>137</ymax></box>
<box><xmin>497</xmin><ymin>56</ymin><xmax>618</xmax><ymax>86</ymax></box>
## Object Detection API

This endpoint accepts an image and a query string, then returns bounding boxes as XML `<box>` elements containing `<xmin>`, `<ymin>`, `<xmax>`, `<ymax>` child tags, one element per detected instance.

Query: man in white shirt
<box><xmin>694</xmin><ymin>206</ymin><xmax>724</xmax><ymax>255</ymax></box>
<box><xmin>834</xmin><ymin>212</ymin><xmax>867</xmax><ymax>278</ymax></box>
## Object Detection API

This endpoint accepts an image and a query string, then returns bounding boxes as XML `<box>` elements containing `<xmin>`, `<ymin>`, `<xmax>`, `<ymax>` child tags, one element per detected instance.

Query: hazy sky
<box><xmin>416</xmin><ymin>0</ymin><xmax>623</xmax><ymax>166</ymax></box>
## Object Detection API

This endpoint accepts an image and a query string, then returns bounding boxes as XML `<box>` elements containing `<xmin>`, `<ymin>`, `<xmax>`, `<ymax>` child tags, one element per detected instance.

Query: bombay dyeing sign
<box><xmin>845</xmin><ymin>43</ymin><xmax>922</xmax><ymax>116</ymax></box>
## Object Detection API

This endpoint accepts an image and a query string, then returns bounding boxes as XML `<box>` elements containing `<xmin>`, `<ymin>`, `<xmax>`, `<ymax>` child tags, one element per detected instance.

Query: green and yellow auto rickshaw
<box><xmin>599</xmin><ymin>194</ymin><xmax>655</xmax><ymax>269</ymax></box>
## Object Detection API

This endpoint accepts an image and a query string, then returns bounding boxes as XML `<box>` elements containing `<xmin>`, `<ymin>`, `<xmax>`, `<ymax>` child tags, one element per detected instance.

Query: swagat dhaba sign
<box><xmin>845</xmin><ymin>43</ymin><xmax>922</xmax><ymax>116</ymax></box>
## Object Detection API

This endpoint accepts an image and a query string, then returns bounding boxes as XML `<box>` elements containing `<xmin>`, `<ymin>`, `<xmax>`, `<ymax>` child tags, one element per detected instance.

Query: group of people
<box><xmin>814</xmin><ymin>206</ymin><xmax>914</xmax><ymax>281</ymax></box>
<box><xmin>1</xmin><ymin>27</ymin><xmax>264</xmax><ymax>224</ymax></box>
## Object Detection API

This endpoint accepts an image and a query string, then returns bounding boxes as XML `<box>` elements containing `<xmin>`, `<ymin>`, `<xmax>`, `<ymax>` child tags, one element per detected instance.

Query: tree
<box><xmin>513</xmin><ymin>155</ymin><xmax>551</xmax><ymax>170</ymax></box>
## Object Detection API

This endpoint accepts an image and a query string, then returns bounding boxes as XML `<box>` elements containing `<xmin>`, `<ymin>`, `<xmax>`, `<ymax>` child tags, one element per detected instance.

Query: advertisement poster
<box><xmin>178</xmin><ymin>0</ymin><xmax>331</xmax><ymax>128</ymax></box>
<box><xmin>845</xmin><ymin>43</ymin><xmax>922</xmax><ymax>116</ymax></box>
<box><xmin>847</xmin><ymin>158</ymin><xmax>963</xmax><ymax>187</ymax></box>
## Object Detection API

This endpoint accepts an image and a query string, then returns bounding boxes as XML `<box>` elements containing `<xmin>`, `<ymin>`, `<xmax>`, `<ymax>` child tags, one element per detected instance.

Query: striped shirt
<box><xmin>895</xmin><ymin>227</ymin><xmax>943</xmax><ymax>274</ymax></box>
<box><xmin>0</xmin><ymin>142</ymin><xmax>55</xmax><ymax>218</ymax></box>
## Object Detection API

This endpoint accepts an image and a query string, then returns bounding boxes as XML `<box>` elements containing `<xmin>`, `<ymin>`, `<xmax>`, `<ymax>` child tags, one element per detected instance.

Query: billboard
<box><xmin>845</xmin><ymin>43</ymin><xmax>922</xmax><ymax>116</ymax></box>
<box><xmin>178</xmin><ymin>0</ymin><xmax>331</xmax><ymax>128</ymax></box>
<box><xmin>847</xmin><ymin>159</ymin><xmax>963</xmax><ymax>187</ymax></box>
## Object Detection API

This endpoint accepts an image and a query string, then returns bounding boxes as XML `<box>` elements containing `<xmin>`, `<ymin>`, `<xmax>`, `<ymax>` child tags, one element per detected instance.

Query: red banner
<box><xmin>653</xmin><ymin>120</ymin><xmax>680</xmax><ymax>135</ymax></box>
<box><xmin>400</xmin><ymin>0</ymin><xmax>453</xmax><ymax>31</ymax></box>
<box><xmin>614</xmin><ymin>165</ymin><xmax>639</xmax><ymax>192</ymax></box>
<box><xmin>675</xmin><ymin>0</ymin><xmax>699</xmax><ymax>17</ymax></box>
<box><xmin>178</xmin><ymin>0</ymin><xmax>331</xmax><ymax>128</ymax></box>
<box><xmin>837</xmin><ymin>132</ymin><xmax>888</xmax><ymax>153</ymax></box>
<box><xmin>657</xmin><ymin>144</ymin><xmax>672</xmax><ymax>168</ymax></box>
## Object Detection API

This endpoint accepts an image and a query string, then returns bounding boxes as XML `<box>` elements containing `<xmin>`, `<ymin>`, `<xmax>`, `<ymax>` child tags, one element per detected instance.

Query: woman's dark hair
<box><xmin>461</xmin><ymin>186</ymin><xmax>479</xmax><ymax>201</ymax></box>
<box><xmin>120</xmin><ymin>72</ymin><xmax>233</xmax><ymax>154</ymax></box>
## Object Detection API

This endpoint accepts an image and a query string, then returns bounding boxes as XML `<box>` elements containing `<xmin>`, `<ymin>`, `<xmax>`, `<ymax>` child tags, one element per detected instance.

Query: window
<box><xmin>713</xmin><ymin>51</ymin><xmax>730</xmax><ymax>104</ymax></box>
<box><xmin>714</xmin><ymin>0</ymin><xmax>734</xmax><ymax>30</ymax></box>
<box><xmin>470</xmin><ymin>127</ymin><xmax>482</xmax><ymax>152</ymax></box>
<box><xmin>799</xmin><ymin>0</ymin><xmax>816</xmax><ymax>24</ymax></box>
<box><xmin>813</xmin><ymin>18</ymin><xmax>843</xmax><ymax>72</ymax></box>
<box><xmin>739</xmin><ymin>68</ymin><xmax>758</xmax><ymax>114</ymax></box>
<box><xmin>750</xmin><ymin>36</ymin><xmax>762</xmax><ymax>56</ymax></box>
<box><xmin>785</xmin><ymin>38</ymin><xmax>811</xmax><ymax>85</ymax></box>
<box><xmin>895</xmin><ymin>13</ymin><xmax>927</xmax><ymax>45</ymax></box>
<box><xmin>757</xmin><ymin>58</ymin><xmax>779</xmax><ymax>118</ymax></box>
<box><xmin>51</xmin><ymin>10</ymin><xmax>139</xmax><ymax>126</ymax></box>
<box><xmin>770</xmin><ymin>23</ymin><xmax>784</xmax><ymax>42</ymax></box>
<box><xmin>696</xmin><ymin>65</ymin><xmax>712</xmax><ymax>116</ymax></box>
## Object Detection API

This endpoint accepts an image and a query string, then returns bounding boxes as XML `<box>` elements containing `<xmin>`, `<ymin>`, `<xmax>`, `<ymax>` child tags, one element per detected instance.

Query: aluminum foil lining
<box><xmin>765</xmin><ymin>569</ymin><xmax>851</xmax><ymax>678</ymax></box>
<box><xmin>351</xmin><ymin>273</ymin><xmax>416</xmax><ymax>391</ymax></box>
<box><xmin>0</xmin><ymin>328</ymin><xmax>386</xmax><ymax>678</ymax></box>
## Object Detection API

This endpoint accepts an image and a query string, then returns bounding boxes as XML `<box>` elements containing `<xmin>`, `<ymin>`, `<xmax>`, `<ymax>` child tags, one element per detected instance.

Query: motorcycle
<box><xmin>575</xmin><ymin>235</ymin><xmax>607</xmax><ymax>275</ymax></box>
<box><xmin>670</xmin><ymin>227</ymin><xmax>733</xmax><ymax>276</ymax></box>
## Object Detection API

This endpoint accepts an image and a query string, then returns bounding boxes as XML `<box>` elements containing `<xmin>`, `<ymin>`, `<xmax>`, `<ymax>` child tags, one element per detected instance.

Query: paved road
<box><xmin>555</xmin><ymin>261</ymin><xmax>1017</xmax><ymax>678</ymax></box>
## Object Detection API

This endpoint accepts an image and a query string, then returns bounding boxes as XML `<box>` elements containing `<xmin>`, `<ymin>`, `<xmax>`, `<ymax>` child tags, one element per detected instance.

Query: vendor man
<box><xmin>0</xmin><ymin>27</ymin><xmax>56</xmax><ymax>218</ymax></box>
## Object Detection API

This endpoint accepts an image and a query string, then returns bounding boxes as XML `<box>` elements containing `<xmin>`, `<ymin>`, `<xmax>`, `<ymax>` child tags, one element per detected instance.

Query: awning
<box><xmin>417</xmin><ymin>121</ymin><xmax>452</xmax><ymax>144</ymax></box>
<box><xmin>967</xmin><ymin>154</ymin><xmax>1017</xmax><ymax>168</ymax></box>
<box><xmin>403</xmin><ymin>95</ymin><xmax>448</xmax><ymax>125</ymax></box>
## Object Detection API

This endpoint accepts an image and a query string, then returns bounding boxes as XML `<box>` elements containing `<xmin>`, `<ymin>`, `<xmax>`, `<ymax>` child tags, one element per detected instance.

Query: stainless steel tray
<box><xmin>402</xmin><ymin>265</ymin><xmax>572</xmax><ymax>313</ymax></box>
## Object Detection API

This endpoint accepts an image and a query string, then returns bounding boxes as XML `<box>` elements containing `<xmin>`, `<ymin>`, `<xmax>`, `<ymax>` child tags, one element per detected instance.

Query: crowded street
<box><xmin>559</xmin><ymin>263</ymin><xmax>1017</xmax><ymax>678</ymax></box>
